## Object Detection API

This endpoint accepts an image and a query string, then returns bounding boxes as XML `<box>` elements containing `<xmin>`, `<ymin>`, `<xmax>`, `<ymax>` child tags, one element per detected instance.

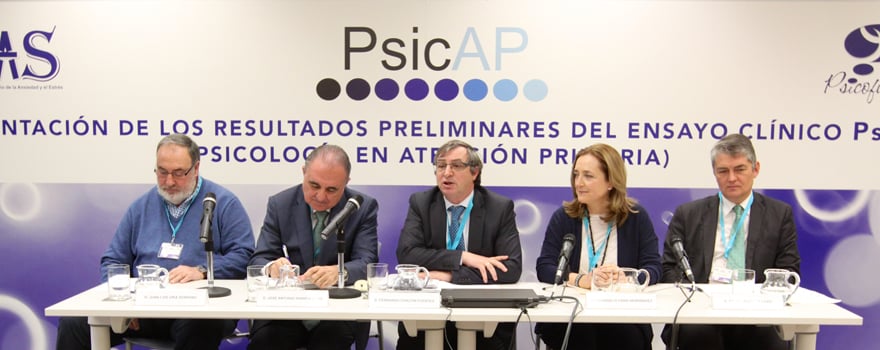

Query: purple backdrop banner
<box><xmin>0</xmin><ymin>183</ymin><xmax>872</xmax><ymax>349</ymax></box>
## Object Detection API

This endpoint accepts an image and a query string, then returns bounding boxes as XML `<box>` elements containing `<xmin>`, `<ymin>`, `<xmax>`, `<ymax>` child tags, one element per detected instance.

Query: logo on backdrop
<box><xmin>0</xmin><ymin>27</ymin><xmax>61</xmax><ymax>91</ymax></box>
<box><xmin>317</xmin><ymin>26</ymin><xmax>547</xmax><ymax>102</ymax></box>
<box><xmin>824</xmin><ymin>24</ymin><xmax>880</xmax><ymax>104</ymax></box>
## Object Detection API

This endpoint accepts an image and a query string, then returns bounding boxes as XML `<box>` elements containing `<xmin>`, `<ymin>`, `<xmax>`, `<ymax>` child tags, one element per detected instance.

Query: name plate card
<box><xmin>256</xmin><ymin>289</ymin><xmax>330</xmax><ymax>307</ymax></box>
<box><xmin>711</xmin><ymin>293</ymin><xmax>784</xmax><ymax>310</ymax></box>
<box><xmin>134</xmin><ymin>288</ymin><xmax>208</xmax><ymax>306</ymax></box>
<box><xmin>585</xmin><ymin>292</ymin><xmax>657</xmax><ymax>309</ymax></box>
<box><xmin>369</xmin><ymin>291</ymin><xmax>441</xmax><ymax>308</ymax></box>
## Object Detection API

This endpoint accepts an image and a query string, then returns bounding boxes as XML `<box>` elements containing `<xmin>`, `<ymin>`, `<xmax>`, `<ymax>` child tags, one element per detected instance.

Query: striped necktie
<box><xmin>448</xmin><ymin>205</ymin><xmax>466</xmax><ymax>251</ymax></box>
<box><xmin>727</xmin><ymin>205</ymin><xmax>746</xmax><ymax>270</ymax></box>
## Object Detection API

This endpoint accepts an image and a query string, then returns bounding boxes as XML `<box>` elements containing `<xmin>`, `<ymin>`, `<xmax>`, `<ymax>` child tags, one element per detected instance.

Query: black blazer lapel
<box><xmin>745</xmin><ymin>193</ymin><xmax>766</xmax><ymax>269</ymax></box>
<box><xmin>429</xmin><ymin>192</ymin><xmax>448</xmax><ymax>250</ymax></box>
<box><xmin>289</xmin><ymin>187</ymin><xmax>317</xmax><ymax>268</ymax></box>
<box><xmin>698</xmin><ymin>197</ymin><xmax>720</xmax><ymax>280</ymax></box>
<box><xmin>467</xmin><ymin>191</ymin><xmax>485</xmax><ymax>252</ymax></box>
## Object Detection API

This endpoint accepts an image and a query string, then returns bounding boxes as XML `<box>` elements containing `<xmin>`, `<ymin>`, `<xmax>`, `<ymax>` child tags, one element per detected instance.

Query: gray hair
<box><xmin>711</xmin><ymin>133</ymin><xmax>756</xmax><ymax>168</ymax></box>
<box><xmin>157</xmin><ymin>133</ymin><xmax>200</xmax><ymax>166</ymax></box>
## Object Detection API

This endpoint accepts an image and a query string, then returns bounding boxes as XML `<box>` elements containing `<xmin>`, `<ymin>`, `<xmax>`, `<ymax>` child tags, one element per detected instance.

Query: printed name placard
<box><xmin>369</xmin><ymin>291</ymin><xmax>441</xmax><ymax>308</ymax></box>
<box><xmin>134</xmin><ymin>288</ymin><xmax>208</xmax><ymax>306</ymax></box>
<box><xmin>256</xmin><ymin>289</ymin><xmax>330</xmax><ymax>307</ymax></box>
<box><xmin>585</xmin><ymin>292</ymin><xmax>657</xmax><ymax>309</ymax></box>
<box><xmin>711</xmin><ymin>293</ymin><xmax>784</xmax><ymax>310</ymax></box>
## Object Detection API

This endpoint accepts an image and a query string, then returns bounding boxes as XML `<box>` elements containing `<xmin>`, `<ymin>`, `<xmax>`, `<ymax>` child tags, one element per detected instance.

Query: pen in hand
<box><xmin>266</xmin><ymin>245</ymin><xmax>291</xmax><ymax>279</ymax></box>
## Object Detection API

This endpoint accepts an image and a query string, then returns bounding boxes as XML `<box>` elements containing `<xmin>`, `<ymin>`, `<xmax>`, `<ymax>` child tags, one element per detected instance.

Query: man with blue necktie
<box><xmin>660</xmin><ymin>133</ymin><xmax>800</xmax><ymax>350</ymax></box>
<box><xmin>396</xmin><ymin>139</ymin><xmax>523</xmax><ymax>350</ymax></box>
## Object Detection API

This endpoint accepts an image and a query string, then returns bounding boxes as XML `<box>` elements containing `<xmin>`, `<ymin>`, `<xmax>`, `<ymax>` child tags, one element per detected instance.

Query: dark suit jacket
<box><xmin>535</xmin><ymin>204</ymin><xmax>662</xmax><ymax>285</ymax></box>
<box><xmin>661</xmin><ymin>192</ymin><xmax>800</xmax><ymax>284</ymax></box>
<box><xmin>396</xmin><ymin>186</ymin><xmax>522</xmax><ymax>284</ymax></box>
<box><xmin>250</xmin><ymin>185</ymin><xmax>378</xmax><ymax>283</ymax></box>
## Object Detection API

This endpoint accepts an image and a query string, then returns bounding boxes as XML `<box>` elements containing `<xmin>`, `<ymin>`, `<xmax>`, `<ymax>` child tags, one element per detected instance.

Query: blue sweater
<box><xmin>100</xmin><ymin>177</ymin><xmax>254</xmax><ymax>281</ymax></box>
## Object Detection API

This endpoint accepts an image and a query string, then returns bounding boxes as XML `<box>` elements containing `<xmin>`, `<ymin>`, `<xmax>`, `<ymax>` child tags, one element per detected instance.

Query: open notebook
<box><xmin>440</xmin><ymin>288</ymin><xmax>545</xmax><ymax>308</ymax></box>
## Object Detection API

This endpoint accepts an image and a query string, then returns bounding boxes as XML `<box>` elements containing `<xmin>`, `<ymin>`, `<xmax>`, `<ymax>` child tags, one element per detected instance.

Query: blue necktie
<box><xmin>727</xmin><ymin>205</ymin><xmax>746</xmax><ymax>270</ymax></box>
<box><xmin>448</xmin><ymin>205</ymin><xmax>466</xmax><ymax>251</ymax></box>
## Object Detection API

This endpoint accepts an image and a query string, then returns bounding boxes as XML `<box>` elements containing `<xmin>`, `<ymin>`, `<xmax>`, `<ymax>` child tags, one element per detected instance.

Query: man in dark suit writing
<box><xmin>396</xmin><ymin>139</ymin><xmax>522</xmax><ymax>350</ymax></box>
<box><xmin>248</xmin><ymin>144</ymin><xmax>378</xmax><ymax>350</ymax></box>
<box><xmin>661</xmin><ymin>133</ymin><xmax>800</xmax><ymax>350</ymax></box>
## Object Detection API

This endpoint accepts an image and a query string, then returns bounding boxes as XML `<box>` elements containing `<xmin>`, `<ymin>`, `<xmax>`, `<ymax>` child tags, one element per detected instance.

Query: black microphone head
<box><xmin>204</xmin><ymin>192</ymin><xmax>216</xmax><ymax>204</ymax></box>
<box><xmin>671</xmin><ymin>236</ymin><xmax>687</xmax><ymax>257</ymax></box>
<box><xmin>349</xmin><ymin>195</ymin><xmax>364</xmax><ymax>208</ymax></box>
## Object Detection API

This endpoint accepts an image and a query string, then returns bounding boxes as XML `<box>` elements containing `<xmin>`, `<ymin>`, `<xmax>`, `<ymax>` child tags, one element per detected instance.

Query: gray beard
<box><xmin>158</xmin><ymin>185</ymin><xmax>194</xmax><ymax>205</ymax></box>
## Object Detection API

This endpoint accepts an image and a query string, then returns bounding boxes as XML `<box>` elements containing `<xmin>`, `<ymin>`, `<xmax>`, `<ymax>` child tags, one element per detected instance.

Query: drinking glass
<box><xmin>731</xmin><ymin>268</ymin><xmax>756</xmax><ymax>294</ymax></box>
<box><xmin>277</xmin><ymin>264</ymin><xmax>302</xmax><ymax>289</ymax></box>
<box><xmin>106</xmin><ymin>264</ymin><xmax>131</xmax><ymax>301</ymax></box>
<box><xmin>247</xmin><ymin>265</ymin><xmax>268</xmax><ymax>301</ymax></box>
<box><xmin>367</xmin><ymin>263</ymin><xmax>389</xmax><ymax>292</ymax></box>
<box><xmin>591</xmin><ymin>269</ymin><xmax>615</xmax><ymax>292</ymax></box>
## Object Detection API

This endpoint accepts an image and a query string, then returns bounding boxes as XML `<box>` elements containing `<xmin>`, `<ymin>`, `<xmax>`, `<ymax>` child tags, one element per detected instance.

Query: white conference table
<box><xmin>442</xmin><ymin>282</ymin><xmax>862</xmax><ymax>350</ymax></box>
<box><xmin>45</xmin><ymin>280</ymin><xmax>862</xmax><ymax>350</ymax></box>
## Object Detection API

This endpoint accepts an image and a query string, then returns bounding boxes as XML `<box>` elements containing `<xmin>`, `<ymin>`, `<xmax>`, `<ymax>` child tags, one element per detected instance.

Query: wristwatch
<box><xmin>197</xmin><ymin>265</ymin><xmax>208</xmax><ymax>279</ymax></box>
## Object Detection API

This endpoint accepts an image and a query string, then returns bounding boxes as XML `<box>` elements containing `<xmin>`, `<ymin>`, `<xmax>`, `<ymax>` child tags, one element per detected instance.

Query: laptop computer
<box><xmin>440</xmin><ymin>288</ymin><xmax>545</xmax><ymax>308</ymax></box>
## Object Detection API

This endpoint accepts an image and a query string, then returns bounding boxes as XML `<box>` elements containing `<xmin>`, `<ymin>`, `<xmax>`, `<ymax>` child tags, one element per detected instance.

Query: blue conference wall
<box><xmin>0</xmin><ymin>183</ymin><xmax>873</xmax><ymax>349</ymax></box>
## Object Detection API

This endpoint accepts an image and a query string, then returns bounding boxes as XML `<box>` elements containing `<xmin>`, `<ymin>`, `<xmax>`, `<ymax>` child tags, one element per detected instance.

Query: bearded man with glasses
<box><xmin>56</xmin><ymin>133</ymin><xmax>255</xmax><ymax>350</ymax></box>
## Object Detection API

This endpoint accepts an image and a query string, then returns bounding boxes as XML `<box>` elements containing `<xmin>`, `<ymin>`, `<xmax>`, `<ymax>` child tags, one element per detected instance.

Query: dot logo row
<box><xmin>316</xmin><ymin>78</ymin><xmax>548</xmax><ymax>102</ymax></box>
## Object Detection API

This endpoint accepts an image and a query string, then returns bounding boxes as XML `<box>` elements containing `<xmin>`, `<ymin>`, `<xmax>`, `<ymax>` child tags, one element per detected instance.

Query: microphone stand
<box><xmin>668</xmin><ymin>278</ymin><xmax>697</xmax><ymax>350</ymax></box>
<box><xmin>328</xmin><ymin>223</ymin><xmax>361</xmax><ymax>299</ymax></box>
<box><xmin>200</xmin><ymin>233</ymin><xmax>231</xmax><ymax>298</ymax></box>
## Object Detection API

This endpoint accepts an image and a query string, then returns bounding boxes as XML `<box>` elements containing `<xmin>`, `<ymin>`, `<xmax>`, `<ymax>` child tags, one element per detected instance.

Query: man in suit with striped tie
<box><xmin>396</xmin><ymin>139</ymin><xmax>523</xmax><ymax>350</ymax></box>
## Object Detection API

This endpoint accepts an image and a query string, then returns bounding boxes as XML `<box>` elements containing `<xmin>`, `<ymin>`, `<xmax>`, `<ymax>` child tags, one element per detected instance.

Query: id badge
<box><xmin>159</xmin><ymin>242</ymin><xmax>183</xmax><ymax>260</ymax></box>
<box><xmin>710</xmin><ymin>266</ymin><xmax>733</xmax><ymax>284</ymax></box>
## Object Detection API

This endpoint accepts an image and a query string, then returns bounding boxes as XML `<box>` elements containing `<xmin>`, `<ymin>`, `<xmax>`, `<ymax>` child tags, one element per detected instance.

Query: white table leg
<box><xmin>425</xmin><ymin>329</ymin><xmax>444</xmax><ymax>350</ymax></box>
<box><xmin>456</xmin><ymin>321</ymin><xmax>498</xmax><ymax>350</ymax></box>
<box><xmin>402</xmin><ymin>320</ymin><xmax>447</xmax><ymax>350</ymax></box>
<box><xmin>777</xmin><ymin>324</ymin><xmax>819</xmax><ymax>350</ymax></box>
<box><xmin>794</xmin><ymin>325</ymin><xmax>819</xmax><ymax>350</ymax></box>
<box><xmin>87</xmin><ymin>316</ymin><xmax>111</xmax><ymax>350</ymax></box>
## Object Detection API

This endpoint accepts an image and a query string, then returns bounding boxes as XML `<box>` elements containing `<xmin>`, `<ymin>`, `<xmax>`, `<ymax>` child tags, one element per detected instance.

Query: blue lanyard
<box><xmin>583</xmin><ymin>216</ymin><xmax>614</xmax><ymax>273</ymax></box>
<box><xmin>446</xmin><ymin>196</ymin><xmax>475</xmax><ymax>250</ymax></box>
<box><xmin>718</xmin><ymin>192</ymin><xmax>753</xmax><ymax>260</ymax></box>
<box><xmin>163</xmin><ymin>177</ymin><xmax>202</xmax><ymax>243</ymax></box>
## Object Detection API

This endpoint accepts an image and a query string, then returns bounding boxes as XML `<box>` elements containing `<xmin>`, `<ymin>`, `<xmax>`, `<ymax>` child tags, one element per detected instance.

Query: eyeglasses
<box><xmin>154</xmin><ymin>163</ymin><xmax>195</xmax><ymax>179</ymax></box>
<box><xmin>435</xmin><ymin>161</ymin><xmax>471</xmax><ymax>172</ymax></box>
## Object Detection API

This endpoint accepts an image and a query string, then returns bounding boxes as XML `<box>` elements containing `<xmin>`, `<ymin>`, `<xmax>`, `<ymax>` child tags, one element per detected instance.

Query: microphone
<box><xmin>671</xmin><ymin>236</ymin><xmax>695</xmax><ymax>283</ymax></box>
<box><xmin>554</xmin><ymin>234</ymin><xmax>577</xmax><ymax>285</ymax></box>
<box><xmin>199</xmin><ymin>192</ymin><xmax>216</xmax><ymax>243</ymax></box>
<box><xmin>320</xmin><ymin>195</ymin><xmax>363</xmax><ymax>240</ymax></box>
<box><xmin>198</xmin><ymin>192</ymin><xmax>230</xmax><ymax>298</ymax></box>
